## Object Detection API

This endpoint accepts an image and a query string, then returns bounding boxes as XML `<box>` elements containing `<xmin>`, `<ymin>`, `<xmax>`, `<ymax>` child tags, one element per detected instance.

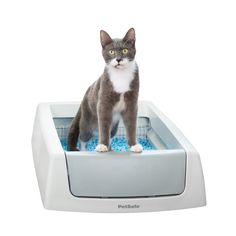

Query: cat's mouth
<box><xmin>114</xmin><ymin>63</ymin><xmax>124</xmax><ymax>69</ymax></box>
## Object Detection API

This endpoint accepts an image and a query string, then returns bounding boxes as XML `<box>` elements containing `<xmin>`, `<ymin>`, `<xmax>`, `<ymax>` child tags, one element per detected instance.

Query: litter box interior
<box><xmin>52</xmin><ymin>102</ymin><xmax>183</xmax><ymax>152</ymax></box>
<box><xmin>54</xmin><ymin>117</ymin><xmax>162</xmax><ymax>151</ymax></box>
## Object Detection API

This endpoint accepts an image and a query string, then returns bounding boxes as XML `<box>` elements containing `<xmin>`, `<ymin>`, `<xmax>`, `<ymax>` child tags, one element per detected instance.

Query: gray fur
<box><xmin>68</xmin><ymin>28</ymin><xmax>140</xmax><ymax>151</ymax></box>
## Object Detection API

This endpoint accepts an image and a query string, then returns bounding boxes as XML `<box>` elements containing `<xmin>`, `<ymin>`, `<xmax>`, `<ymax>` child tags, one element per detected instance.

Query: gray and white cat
<box><xmin>68</xmin><ymin>28</ymin><xmax>143</xmax><ymax>153</ymax></box>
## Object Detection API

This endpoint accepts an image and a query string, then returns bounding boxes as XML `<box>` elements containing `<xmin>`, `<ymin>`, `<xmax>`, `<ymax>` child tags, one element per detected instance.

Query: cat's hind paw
<box><xmin>130</xmin><ymin>144</ymin><xmax>143</xmax><ymax>153</ymax></box>
<box><xmin>95</xmin><ymin>144</ymin><xmax>108</xmax><ymax>152</ymax></box>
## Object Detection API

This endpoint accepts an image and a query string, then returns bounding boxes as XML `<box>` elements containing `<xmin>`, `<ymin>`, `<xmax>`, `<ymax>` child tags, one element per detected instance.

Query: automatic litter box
<box><xmin>31</xmin><ymin>101</ymin><xmax>206</xmax><ymax>212</ymax></box>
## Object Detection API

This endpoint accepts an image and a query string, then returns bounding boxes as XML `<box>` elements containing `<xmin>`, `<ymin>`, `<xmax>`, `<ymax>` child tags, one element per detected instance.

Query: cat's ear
<box><xmin>123</xmin><ymin>28</ymin><xmax>135</xmax><ymax>46</ymax></box>
<box><xmin>100</xmin><ymin>30</ymin><xmax>113</xmax><ymax>48</ymax></box>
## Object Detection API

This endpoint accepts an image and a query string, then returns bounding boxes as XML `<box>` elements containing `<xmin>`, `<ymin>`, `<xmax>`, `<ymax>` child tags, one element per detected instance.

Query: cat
<box><xmin>67</xmin><ymin>28</ymin><xmax>143</xmax><ymax>153</ymax></box>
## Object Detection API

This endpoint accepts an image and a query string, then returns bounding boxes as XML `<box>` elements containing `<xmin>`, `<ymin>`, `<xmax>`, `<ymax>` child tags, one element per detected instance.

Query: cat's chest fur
<box><xmin>107</xmin><ymin>62</ymin><xmax>136</xmax><ymax>94</ymax></box>
<box><xmin>106</xmin><ymin>62</ymin><xmax>137</xmax><ymax>124</ymax></box>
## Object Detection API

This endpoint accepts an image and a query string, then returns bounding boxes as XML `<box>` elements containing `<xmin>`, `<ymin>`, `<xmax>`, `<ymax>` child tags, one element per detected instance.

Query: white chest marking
<box><xmin>107</xmin><ymin>61</ymin><xmax>136</xmax><ymax>93</ymax></box>
<box><xmin>113</xmin><ymin>93</ymin><xmax>125</xmax><ymax>112</ymax></box>
<box><xmin>112</xmin><ymin>93</ymin><xmax>125</xmax><ymax>124</ymax></box>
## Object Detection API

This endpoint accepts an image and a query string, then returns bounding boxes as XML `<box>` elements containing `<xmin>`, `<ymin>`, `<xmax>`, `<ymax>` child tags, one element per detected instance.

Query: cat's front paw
<box><xmin>95</xmin><ymin>144</ymin><xmax>108</xmax><ymax>152</ymax></box>
<box><xmin>130</xmin><ymin>144</ymin><xmax>143</xmax><ymax>153</ymax></box>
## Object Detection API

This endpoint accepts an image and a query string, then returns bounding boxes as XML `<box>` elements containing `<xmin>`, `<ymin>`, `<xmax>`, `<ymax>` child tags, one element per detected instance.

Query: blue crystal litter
<box><xmin>60</xmin><ymin>136</ymin><xmax>156</xmax><ymax>151</ymax></box>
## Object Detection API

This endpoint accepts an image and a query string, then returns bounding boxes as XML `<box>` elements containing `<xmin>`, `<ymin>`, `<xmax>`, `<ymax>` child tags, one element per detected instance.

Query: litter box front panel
<box><xmin>65</xmin><ymin>150</ymin><xmax>186</xmax><ymax>198</ymax></box>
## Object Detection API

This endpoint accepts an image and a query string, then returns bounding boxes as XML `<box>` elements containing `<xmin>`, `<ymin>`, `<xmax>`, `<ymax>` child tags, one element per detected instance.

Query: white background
<box><xmin>0</xmin><ymin>0</ymin><xmax>235</xmax><ymax>235</ymax></box>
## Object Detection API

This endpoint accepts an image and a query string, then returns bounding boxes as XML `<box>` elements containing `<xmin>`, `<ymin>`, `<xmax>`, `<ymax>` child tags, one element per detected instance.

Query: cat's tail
<box><xmin>67</xmin><ymin>107</ymin><xmax>81</xmax><ymax>151</ymax></box>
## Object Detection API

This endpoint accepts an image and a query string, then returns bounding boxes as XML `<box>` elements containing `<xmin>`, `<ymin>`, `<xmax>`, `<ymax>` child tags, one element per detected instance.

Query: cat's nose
<box><xmin>116</xmin><ymin>58</ymin><xmax>122</xmax><ymax>63</ymax></box>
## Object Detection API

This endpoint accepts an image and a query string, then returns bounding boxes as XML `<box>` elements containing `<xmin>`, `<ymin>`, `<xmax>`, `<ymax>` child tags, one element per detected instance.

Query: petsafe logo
<box><xmin>118</xmin><ymin>204</ymin><xmax>140</xmax><ymax>209</ymax></box>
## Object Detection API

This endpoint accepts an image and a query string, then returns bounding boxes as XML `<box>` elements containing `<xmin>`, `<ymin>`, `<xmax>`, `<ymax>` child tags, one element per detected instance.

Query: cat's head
<box><xmin>100</xmin><ymin>28</ymin><xmax>136</xmax><ymax>70</ymax></box>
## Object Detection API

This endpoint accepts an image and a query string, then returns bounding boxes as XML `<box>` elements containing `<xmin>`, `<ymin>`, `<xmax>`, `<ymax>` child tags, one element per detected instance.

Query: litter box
<box><xmin>31</xmin><ymin>101</ymin><xmax>206</xmax><ymax>212</ymax></box>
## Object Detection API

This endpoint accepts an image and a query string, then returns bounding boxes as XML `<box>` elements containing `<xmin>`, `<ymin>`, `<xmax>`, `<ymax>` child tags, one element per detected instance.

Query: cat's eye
<box><xmin>122</xmin><ymin>49</ymin><xmax>128</xmax><ymax>54</ymax></box>
<box><xmin>109</xmin><ymin>50</ymin><xmax>115</xmax><ymax>55</ymax></box>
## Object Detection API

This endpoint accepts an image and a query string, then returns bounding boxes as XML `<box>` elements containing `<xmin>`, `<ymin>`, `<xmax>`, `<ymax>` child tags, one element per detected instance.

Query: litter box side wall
<box><xmin>31</xmin><ymin>103</ymin><xmax>75</xmax><ymax>209</ymax></box>
<box><xmin>146</xmin><ymin>101</ymin><xmax>206</xmax><ymax>209</ymax></box>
